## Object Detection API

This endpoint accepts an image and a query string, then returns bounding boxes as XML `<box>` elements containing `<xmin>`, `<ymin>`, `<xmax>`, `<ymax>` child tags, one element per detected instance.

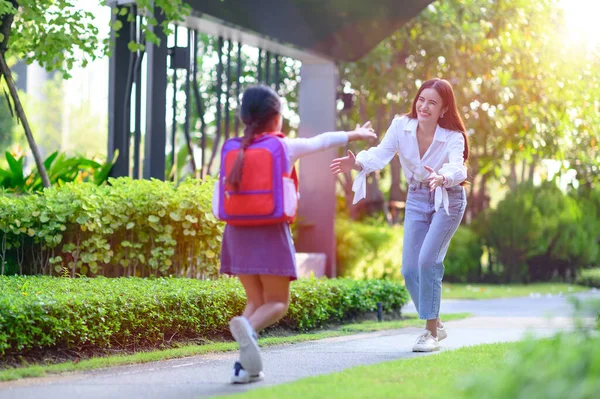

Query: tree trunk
<box><xmin>0</xmin><ymin>54</ymin><xmax>50</xmax><ymax>188</ymax></box>
<box><xmin>389</xmin><ymin>155</ymin><xmax>404</xmax><ymax>224</ymax></box>
<box><xmin>508</xmin><ymin>157</ymin><xmax>518</xmax><ymax>191</ymax></box>
<box><xmin>0</xmin><ymin>6</ymin><xmax>51</xmax><ymax>188</ymax></box>
<box><xmin>477</xmin><ymin>173</ymin><xmax>488</xmax><ymax>214</ymax></box>
<box><xmin>528</xmin><ymin>155</ymin><xmax>537</xmax><ymax>182</ymax></box>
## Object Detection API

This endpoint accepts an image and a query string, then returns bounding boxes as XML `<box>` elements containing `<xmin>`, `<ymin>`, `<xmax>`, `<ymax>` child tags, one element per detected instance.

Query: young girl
<box><xmin>330</xmin><ymin>78</ymin><xmax>468</xmax><ymax>352</ymax></box>
<box><xmin>220</xmin><ymin>85</ymin><xmax>376</xmax><ymax>383</ymax></box>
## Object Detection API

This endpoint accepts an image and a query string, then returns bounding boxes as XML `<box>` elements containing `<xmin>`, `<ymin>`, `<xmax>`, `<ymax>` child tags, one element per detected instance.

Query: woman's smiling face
<box><xmin>416</xmin><ymin>88</ymin><xmax>446</xmax><ymax>124</ymax></box>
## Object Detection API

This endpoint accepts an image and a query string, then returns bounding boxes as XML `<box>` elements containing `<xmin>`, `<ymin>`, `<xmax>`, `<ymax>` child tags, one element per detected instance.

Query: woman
<box><xmin>330</xmin><ymin>78</ymin><xmax>468</xmax><ymax>352</ymax></box>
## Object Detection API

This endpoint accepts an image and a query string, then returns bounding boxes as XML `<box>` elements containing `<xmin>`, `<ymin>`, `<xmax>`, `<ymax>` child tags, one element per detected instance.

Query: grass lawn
<box><xmin>442</xmin><ymin>283</ymin><xmax>589</xmax><ymax>300</ymax></box>
<box><xmin>224</xmin><ymin>341</ymin><xmax>517</xmax><ymax>399</ymax></box>
<box><xmin>0</xmin><ymin>313</ymin><xmax>470</xmax><ymax>382</ymax></box>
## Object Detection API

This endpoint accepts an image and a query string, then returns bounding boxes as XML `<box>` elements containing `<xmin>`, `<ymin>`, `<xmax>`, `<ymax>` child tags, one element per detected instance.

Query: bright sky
<box><xmin>560</xmin><ymin>0</ymin><xmax>600</xmax><ymax>49</ymax></box>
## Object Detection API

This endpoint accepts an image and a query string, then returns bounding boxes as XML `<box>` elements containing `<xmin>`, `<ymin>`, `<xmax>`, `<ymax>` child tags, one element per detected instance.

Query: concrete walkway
<box><xmin>1</xmin><ymin>291</ymin><xmax>598</xmax><ymax>399</ymax></box>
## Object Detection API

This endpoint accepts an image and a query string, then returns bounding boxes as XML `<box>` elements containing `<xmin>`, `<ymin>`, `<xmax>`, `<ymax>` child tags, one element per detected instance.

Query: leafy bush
<box><xmin>576</xmin><ymin>268</ymin><xmax>600</xmax><ymax>288</ymax></box>
<box><xmin>336</xmin><ymin>218</ymin><xmax>482</xmax><ymax>283</ymax></box>
<box><xmin>461</xmin><ymin>332</ymin><xmax>600</xmax><ymax>399</ymax></box>
<box><xmin>0</xmin><ymin>150</ymin><xmax>118</xmax><ymax>193</ymax></box>
<box><xmin>0</xmin><ymin>177</ymin><xmax>223</xmax><ymax>278</ymax></box>
<box><xmin>444</xmin><ymin>226</ymin><xmax>483</xmax><ymax>283</ymax></box>
<box><xmin>336</xmin><ymin>217</ymin><xmax>404</xmax><ymax>280</ymax></box>
<box><xmin>476</xmin><ymin>182</ymin><xmax>600</xmax><ymax>283</ymax></box>
<box><xmin>0</xmin><ymin>276</ymin><xmax>409</xmax><ymax>356</ymax></box>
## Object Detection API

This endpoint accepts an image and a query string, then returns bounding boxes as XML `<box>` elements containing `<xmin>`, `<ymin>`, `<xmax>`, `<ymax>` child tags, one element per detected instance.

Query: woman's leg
<box><xmin>247</xmin><ymin>275</ymin><xmax>290</xmax><ymax>332</ymax></box>
<box><xmin>238</xmin><ymin>274</ymin><xmax>265</xmax><ymax>320</ymax></box>
<box><xmin>402</xmin><ymin>189</ymin><xmax>431</xmax><ymax>314</ymax></box>
<box><xmin>417</xmin><ymin>190</ymin><xmax>466</xmax><ymax>336</ymax></box>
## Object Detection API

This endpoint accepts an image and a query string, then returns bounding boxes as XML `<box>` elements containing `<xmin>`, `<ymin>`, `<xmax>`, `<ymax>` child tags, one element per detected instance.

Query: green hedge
<box><xmin>336</xmin><ymin>218</ymin><xmax>483</xmax><ymax>283</ymax></box>
<box><xmin>0</xmin><ymin>177</ymin><xmax>222</xmax><ymax>278</ymax></box>
<box><xmin>444</xmin><ymin>226</ymin><xmax>483</xmax><ymax>283</ymax></box>
<box><xmin>576</xmin><ymin>268</ymin><xmax>600</xmax><ymax>288</ymax></box>
<box><xmin>0</xmin><ymin>276</ymin><xmax>409</xmax><ymax>356</ymax></box>
<box><xmin>336</xmin><ymin>217</ymin><xmax>404</xmax><ymax>280</ymax></box>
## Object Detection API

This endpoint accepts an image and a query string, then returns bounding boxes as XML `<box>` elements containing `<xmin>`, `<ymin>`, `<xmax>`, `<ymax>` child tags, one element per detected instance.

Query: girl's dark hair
<box><xmin>226</xmin><ymin>85</ymin><xmax>282</xmax><ymax>191</ymax></box>
<box><xmin>408</xmin><ymin>78</ymin><xmax>469</xmax><ymax>162</ymax></box>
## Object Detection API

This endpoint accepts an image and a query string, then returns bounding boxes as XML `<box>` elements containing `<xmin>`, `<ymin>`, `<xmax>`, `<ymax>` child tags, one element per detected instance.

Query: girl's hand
<box><xmin>348</xmin><ymin>122</ymin><xmax>377</xmax><ymax>142</ymax></box>
<box><xmin>330</xmin><ymin>150</ymin><xmax>361</xmax><ymax>175</ymax></box>
<box><xmin>424</xmin><ymin>166</ymin><xmax>445</xmax><ymax>191</ymax></box>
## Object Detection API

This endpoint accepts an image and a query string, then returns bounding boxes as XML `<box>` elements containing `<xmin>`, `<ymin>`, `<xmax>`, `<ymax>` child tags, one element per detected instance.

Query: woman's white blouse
<box><xmin>353</xmin><ymin>116</ymin><xmax>467</xmax><ymax>214</ymax></box>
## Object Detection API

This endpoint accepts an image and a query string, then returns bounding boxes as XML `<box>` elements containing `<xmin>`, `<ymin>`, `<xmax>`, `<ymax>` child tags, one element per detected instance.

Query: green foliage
<box><xmin>477</xmin><ymin>182</ymin><xmax>600</xmax><ymax>282</ymax></box>
<box><xmin>577</xmin><ymin>268</ymin><xmax>600</xmax><ymax>288</ymax></box>
<box><xmin>0</xmin><ymin>150</ymin><xmax>117</xmax><ymax>193</ymax></box>
<box><xmin>462</xmin><ymin>332</ymin><xmax>600</xmax><ymax>399</ymax></box>
<box><xmin>185</xmin><ymin>35</ymin><xmax>301</xmax><ymax>178</ymax></box>
<box><xmin>0</xmin><ymin>276</ymin><xmax>409</xmax><ymax>355</ymax></box>
<box><xmin>339</xmin><ymin>0</ymin><xmax>600</xmax><ymax>215</ymax></box>
<box><xmin>337</xmin><ymin>218</ymin><xmax>485</xmax><ymax>283</ymax></box>
<box><xmin>336</xmin><ymin>217</ymin><xmax>404</xmax><ymax>280</ymax></box>
<box><xmin>0</xmin><ymin>177</ymin><xmax>223</xmax><ymax>278</ymax></box>
<box><xmin>444</xmin><ymin>226</ymin><xmax>483</xmax><ymax>283</ymax></box>
<box><xmin>0</xmin><ymin>1</ymin><xmax>190</xmax><ymax>78</ymax></box>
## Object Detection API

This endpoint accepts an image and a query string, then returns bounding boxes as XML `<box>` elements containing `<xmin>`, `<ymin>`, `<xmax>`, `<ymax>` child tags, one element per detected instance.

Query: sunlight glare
<box><xmin>560</xmin><ymin>0</ymin><xmax>600</xmax><ymax>48</ymax></box>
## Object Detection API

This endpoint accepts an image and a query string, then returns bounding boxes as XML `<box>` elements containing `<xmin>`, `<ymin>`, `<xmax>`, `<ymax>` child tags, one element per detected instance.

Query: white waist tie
<box><xmin>434</xmin><ymin>186</ymin><xmax>450</xmax><ymax>215</ymax></box>
<box><xmin>352</xmin><ymin>170</ymin><xmax>450</xmax><ymax>215</ymax></box>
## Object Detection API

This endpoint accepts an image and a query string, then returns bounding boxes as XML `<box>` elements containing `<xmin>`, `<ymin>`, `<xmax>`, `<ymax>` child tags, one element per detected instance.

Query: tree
<box><xmin>0</xmin><ymin>0</ymin><xmax>191</xmax><ymax>188</ymax></box>
<box><xmin>339</xmin><ymin>0</ymin><xmax>600</xmax><ymax>222</ymax></box>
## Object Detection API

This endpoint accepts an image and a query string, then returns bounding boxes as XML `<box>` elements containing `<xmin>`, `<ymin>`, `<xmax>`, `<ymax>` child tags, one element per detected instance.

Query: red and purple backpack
<box><xmin>212</xmin><ymin>133</ymin><xmax>299</xmax><ymax>226</ymax></box>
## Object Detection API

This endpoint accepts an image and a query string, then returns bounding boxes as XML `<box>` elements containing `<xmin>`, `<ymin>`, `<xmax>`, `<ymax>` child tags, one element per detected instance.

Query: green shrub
<box><xmin>477</xmin><ymin>182</ymin><xmax>599</xmax><ymax>283</ymax></box>
<box><xmin>577</xmin><ymin>268</ymin><xmax>600</xmax><ymax>288</ymax></box>
<box><xmin>461</xmin><ymin>332</ymin><xmax>600</xmax><ymax>399</ymax></box>
<box><xmin>0</xmin><ymin>276</ymin><xmax>409</xmax><ymax>356</ymax></box>
<box><xmin>444</xmin><ymin>226</ymin><xmax>482</xmax><ymax>283</ymax></box>
<box><xmin>336</xmin><ymin>217</ymin><xmax>403</xmax><ymax>280</ymax></box>
<box><xmin>0</xmin><ymin>150</ymin><xmax>117</xmax><ymax>193</ymax></box>
<box><xmin>0</xmin><ymin>177</ymin><xmax>223</xmax><ymax>278</ymax></box>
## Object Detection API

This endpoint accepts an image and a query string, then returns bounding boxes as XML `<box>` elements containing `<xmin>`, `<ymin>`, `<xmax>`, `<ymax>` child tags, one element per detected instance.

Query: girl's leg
<box><xmin>417</xmin><ymin>189</ymin><xmax>466</xmax><ymax>336</ymax></box>
<box><xmin>230</xmin><ymin>274</ymin><xmax>266</xmax><ymax>377</ymax></box>
<box><xmin>238</xmin><ymin>274</ymin><xmax>265</xmax><ymax>320</ymax></box>
<box><xmin>247</xmin><ymin>275</ymin><xmax>290</xmax><ymax>332</ymax></box>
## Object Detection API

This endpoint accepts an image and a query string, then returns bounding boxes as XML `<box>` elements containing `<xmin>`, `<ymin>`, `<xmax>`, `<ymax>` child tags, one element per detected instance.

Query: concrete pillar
<box><xmin>295</xmin><ymin>61</ymin><xmax>338</xmax><ymax>277</ymax></box>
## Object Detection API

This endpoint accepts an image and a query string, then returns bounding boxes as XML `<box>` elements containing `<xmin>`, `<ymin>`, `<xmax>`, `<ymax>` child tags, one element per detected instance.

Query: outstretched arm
<box><xmin>285</xmin><ymin>122</ymin><xmax>376</xmax><ymax>164</ymax></box>
<box><xmin>330</xmin><ymin>118</ymin><xmax>402</xmax><ymax>204</ymax></box>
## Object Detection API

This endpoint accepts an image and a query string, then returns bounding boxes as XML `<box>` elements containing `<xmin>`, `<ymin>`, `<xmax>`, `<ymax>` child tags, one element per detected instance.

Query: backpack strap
<box><xmin>290</xmin><ymin>165</ymin><xmax>299</xmax><ymax>192</ymax></box>
<box><xmin>272</xmin><ymin>132</ymin><xmax>299</xmax><ymax>191</ymax></box>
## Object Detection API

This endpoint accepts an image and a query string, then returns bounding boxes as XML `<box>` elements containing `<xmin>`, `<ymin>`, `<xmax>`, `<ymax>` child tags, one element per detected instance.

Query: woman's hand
<box><xmin>330</xmin><ymin>150</ymin><xmax>362</xmax><ymax>175</ymax></box>
<box><xmin>348</xmin><ymin>122</ymin><xmax>377</xmax><ymax>142</ymax></box>
<box><xmin>424</xmin><ymin>166</ymin><xmax>446</xmax><ymax>191</ymax></box>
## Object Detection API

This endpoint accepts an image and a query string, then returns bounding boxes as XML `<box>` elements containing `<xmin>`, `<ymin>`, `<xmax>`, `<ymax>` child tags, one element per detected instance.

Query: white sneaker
<box><xmin>231</xmin><ymin>361</ymin><xmax>264</xmax><ymax>384</ymax></box>
<box><xmin>229</xmin><ymin>317</ymin><xmax>262</xmax><ymax>374</ymax></box>
<box><xmin>437</xmin><ymin>324</ymin><xmax>447</xmax><ymax>341</ymax></box>
<box><xmin>412</xmin><ymin>330</ymin><xmax>440</xmax><ymax>352</ymax></box>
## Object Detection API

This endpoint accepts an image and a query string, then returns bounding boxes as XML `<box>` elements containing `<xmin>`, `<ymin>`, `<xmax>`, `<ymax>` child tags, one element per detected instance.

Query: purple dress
<box><xmin>220</xmin><ymin>223</ymin><xmax>297</xmax><ymax>280</ymax></box>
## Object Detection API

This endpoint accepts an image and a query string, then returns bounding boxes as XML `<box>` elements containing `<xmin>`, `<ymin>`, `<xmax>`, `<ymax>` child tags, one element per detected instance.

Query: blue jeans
<box><xmin>402</xmin><ymin>181</ymin><xmax>466</xmax><ymax>320</ymax></box>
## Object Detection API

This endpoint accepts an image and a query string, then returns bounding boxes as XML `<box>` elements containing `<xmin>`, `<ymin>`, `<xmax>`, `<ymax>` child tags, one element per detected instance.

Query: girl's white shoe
<box><xmin>229</xmin><ymin>317</ymin><xmax>263</xmax><ymax>374</ymax></box>
<box><xmin>231</xmin><ymin>361</ymin><xmax>264</xmax><ymax>384</ymax></box>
